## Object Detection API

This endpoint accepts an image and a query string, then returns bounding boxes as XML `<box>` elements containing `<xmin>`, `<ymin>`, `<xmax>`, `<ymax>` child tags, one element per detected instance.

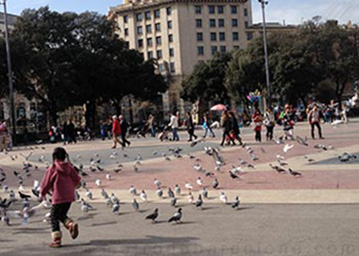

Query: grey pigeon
<box><xmin>168</xmin><ymin>208</ymin><xmax>182</xmax><ymax>223</ymax></box>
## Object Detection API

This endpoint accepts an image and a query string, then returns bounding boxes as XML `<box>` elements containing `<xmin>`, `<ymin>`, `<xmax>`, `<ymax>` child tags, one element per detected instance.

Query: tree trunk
<box><xmin>85</xmin><ymin>101</ymin><xmax>96</xmax><ymax>129</ymax></box>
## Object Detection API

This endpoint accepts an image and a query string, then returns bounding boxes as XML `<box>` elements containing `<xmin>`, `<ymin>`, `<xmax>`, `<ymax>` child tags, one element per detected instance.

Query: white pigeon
<box><xmin>105</xmin><ymin>173</ymin><xmax>112</xmax><ymax>180</ymax></box>
<box><xmin>174</xmin><ymin>184</ymin><xmax>181</xmax><ymax>195</ymax></box>
<box><xmin>187</xmin><ymin>192</ymin><xmax>194</xmax><ymax>204</ymax></box>
<box><xmin>33</xmin><ymin>180</ymin><xmax>40</xmax><ymax>190</ymax></box>
<box><xmin>110</xmin><ymin>193</ymin><xmax>119</xmax><ymax>204</ymax></box>
<box><xmin>283</xmin><ymin>144</ymin><xmax>294</xmax><ymax>153</ymax></box>
<box><xmin>95</xmin><ymin>179</ymin><xmax>102</xmax><ymax>187</ymax></box>
<box><xmin>140</xmin><ymin>190</ymin><xmax>147</xmax><ymax>202</ymax></box>
<box><xmin>196</xmin><ymin>177</ymin><xmax>203</xmax><ymax>187</ymax></box>
<box><xmin>2</xmin><ymin>184</ymin><xmax>8</xmax><ymax>193</ymax></box>
<box><xmin>129</xmin><ymin>185</ymin><xmax>137</xmax><ymax>195</ymax></box>
<box><xmin>219</xmin><ymin>192</ymin><xmax>227</xmax><ymax>204</ymax></box>
<box><xmin>85</xmin><ymin>189</ymin><xmax>93</xmax><ymax>200</ymax></box>
<box><xmin>276</xmin><ymin>154</ymin><xmax>285</xmax><ymax>160</ymax></box>
<box><xmin>154</xmin><ymin>178</ymin><xmax>161</xmax><ymax>188</ymax></box>
<box><xmin>193</xmin><ymin>164</ymin><xmax>202</xmax><ymax>172</ymax></box>
<box><xmin>231</xmin><ymin>166</ymin><xmax>243</xmax><ymax>174</ymax></box>
<box><xmin>185</xmin><ymin>182</ymin><xmax>193</xmax><ymax>190</ymax></box>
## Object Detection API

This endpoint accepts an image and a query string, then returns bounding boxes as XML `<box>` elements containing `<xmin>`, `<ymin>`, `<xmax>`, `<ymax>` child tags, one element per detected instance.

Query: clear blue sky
<box><xmin>5</xmin><ymin>0</ymin><xmax>359</xmax><ymax>25</ymax></box>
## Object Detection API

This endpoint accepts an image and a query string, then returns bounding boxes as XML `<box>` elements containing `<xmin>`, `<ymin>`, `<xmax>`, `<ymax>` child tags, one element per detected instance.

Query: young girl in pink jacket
<box><xmin>40</xmin><ymin>147</ymin><xmax>81</xmax><ymax>248</ymax></box>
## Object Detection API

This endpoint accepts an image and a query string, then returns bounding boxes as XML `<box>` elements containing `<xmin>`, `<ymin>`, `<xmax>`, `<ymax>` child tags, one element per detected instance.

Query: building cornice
<box><xmin>109</xmin><ymin>0</ymin><xmax>248</xmax><ymax>15</ymax></box>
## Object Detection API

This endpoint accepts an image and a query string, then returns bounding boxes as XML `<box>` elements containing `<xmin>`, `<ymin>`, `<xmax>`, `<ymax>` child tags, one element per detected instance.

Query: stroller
<box><xmin>158</xmin><ymin>126</ymin><xmax>169</xmax><ymax>141</ymax></box>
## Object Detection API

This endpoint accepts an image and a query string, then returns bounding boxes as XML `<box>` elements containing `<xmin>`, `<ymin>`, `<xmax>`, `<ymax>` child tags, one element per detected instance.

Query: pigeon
<box><xmin>213</xmin><ymin>178</ymin><xmax>219</xmax><ymax>189</ymax></box>
<box><xmin>276</xmin><ymin>154</ymin><xmax>285</xmax><ymax>160</ymax></box>
<box><xmin>114</xmin><ymin>167</ymin><xmax>122</xmax><ymax>173</ymax></box>
<box><xmin>1</xmin><ymin>211</ymin><xmax>10</xmax><ymax>226</ymax></box>
<box><xmin>288</xmin><ymin>168</ymin><xmax>302</xmax><ymax>177</ymax></box>
<box><xmin>195</xmin><ymin>194</ymin><xmax>203</xmax><ymax>209</ymax></box>
<box><xmin>132</xmin><ymin>199</ymin><xmax>139</xmax><ymax>211</ymax></box>
<box><xmin>229</xmin><ymin>171</ymin><xmax>240</xmax><ymax>180</ymax></box>
<box><xmin>278</xmin><ymin>159</ymin><xmax>288</xmax><ymax>166</ymax></box>
<box><xmin>106</xmin><ymin>173</ymin><xmax>112</xmax><ymax>180</ymax></box>
<box><xmin>154</xmin><ymin>178</ymin><xmax>161</xmax><ymax>188</ymax></box>
<box><xmin>168</xmin><ymin>188</ymin><xmax>175</xmax><ymax>198</ymax></box>
<box><xmin>231</xmin><ymin>196</ymin><xmax>240</xmax><ymax>209</ymax></box>
<box><xmin>0</xmin><ymin>199</ymin><xmax>12</xmax><ymax>209</ymax></box>
<box><xmin>129</xmin><ymin>185</ymin><xmax>137</xmax><ymax>195</ymax></box>
<box><xmin>140</xmin><ymin>190</ymin><xmax>147</xmax><ymax>202</ymax></box>
<box><xmin>250</xmin><ymin>153</ymin><xmax>258</xmax><ymax>161</ymax></box>
<box><xmin>231</xmin><ymin>166</ymin><xmax>244</xmax><ymax>174</ymax></box>
<box><xmin>2</xmin><ymin>184</ymin><xmax>8</xmax><ymax>193</ymax></box>
<box><xmin>283</xmin><ymin>144</ymin><xmax>294</xmax><ymax>153</ymax></box>
<box><xmin>19</xmin><ymin>192</ymin><xmax>31</xmax><ymax>200</ymax></box>
<box><xmin>110</xmin><ymin>193</ymin><xmax>119</xmax><ymax>204</ymax></box>
<box><xmin>170</xmin><ymin>197</ymin><xmax>177</xmax><ymax>207</ymax></box>
<box><xmin>168</xmin><ymin>208</ymin><xmax>182</xmax><ymax>223</ymax></box>
<box><xmin>276</xmin><ymin>136</ymin><xmax>284</xmax><ymax>144</ymax></box>
<box><xmin>196</xmin><ymin>177</ymin><xmax>203</xmax><ymax>187</ymax></box>
<box><xmin>133</xmin><ymin>165</ymin><xmax>139</xmax><ymax>172</ymax></box>
<box><xmin>201</xmin><ymin>188</ymin><xmax>208</xmax><ymax>198</ymax></box>
<box><xmin>145</xmin><ymin>208</ymin><xmax>158</xmax><ymax>223</ymax></box>
<box><xmin>193</xmin><ymin>164</ymin><xmax>203</xmax><ymax>172</ymax></box>
<box><xmin>97</xmin><ymin>165</ymin><xmax>105</xmax><ymax>172</ymax></box>
<box><xmin>85</xmin><ymin>189</ymin><xmax>93</xmax><ymax>200</ymax></box>
<box><xmin>187</xmin><ymin>192</ymin><xmax>194</xmax><ymax>204</ymax></box>
<box><xmin>8</xmin><ymin>201</ymin><xmax>51</xmax><ymax>224</ymax></box>
<box><xmin>174</xmin><ymin>184</ymin><xmax>181</xmax><ymax>195</ymax></box>
<box><xmin>219</xmin><ymin>192</ymin><xmax>227</xmax><ymax>204</ymax></box>
<box><xmin>269</xmin><ymin>164</ymin><xmax>286</xmax><ymax>173</ymax></box>
<box><xmin>304</xmin><ymin>155</ymin><xmax>315</xmax><ymax>163</ymax></box>
<box><xmin>112</xmin><ymin>201</ymin><xmax>120</xmax><ymax>214</ymax></box>
<box><xmin>156</xmin><ymin>188</ymin><xmax>163</xmax><ymax>198</ymax></box>
<box><xmin>95</xmin><ymin>179</ymin><xmax>102</xmax><ymax>187</ymax></box>
<box><xmin>185</xmin><ymin>182</ymin><xmax>193</xmax><ymax>190</ymax></box>
<box><xmin>101</xmin><ymin>188</ymin><xmax>109</xmax><ymax>199</ymax></box>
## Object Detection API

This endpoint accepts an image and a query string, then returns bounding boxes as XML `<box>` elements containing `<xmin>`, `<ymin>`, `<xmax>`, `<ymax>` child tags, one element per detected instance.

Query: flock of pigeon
<box><xmin>0</xmin><ymin>132</ymin><xmax>357</xmax><ymax>227</ymax></box>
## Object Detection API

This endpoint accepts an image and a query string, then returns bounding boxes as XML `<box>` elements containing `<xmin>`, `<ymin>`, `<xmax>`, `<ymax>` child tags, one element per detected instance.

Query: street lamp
<box><xmin>258</xmin><ymin>0</ymin><xmax>271</xmax><ymax>107</ymax></box>
<box><xmin>1</xmin><ymin>0</ymin><xmax>16</xmax><ymax>146</ymax></box>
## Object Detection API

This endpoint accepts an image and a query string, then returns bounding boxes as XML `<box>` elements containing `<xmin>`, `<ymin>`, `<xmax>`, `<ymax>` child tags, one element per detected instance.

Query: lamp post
<box><xmin>1</xmin><ymin>0</ymin><xmax>16</xmax><ymax>146</ymax></box>
<box><xmin>258</xmin><ymin>0</ymin><xmax>271</xmax><ymax>107</ymax></box>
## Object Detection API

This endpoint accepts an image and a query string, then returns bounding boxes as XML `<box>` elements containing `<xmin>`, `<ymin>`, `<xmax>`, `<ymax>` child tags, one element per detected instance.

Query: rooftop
<box><xmin>0</xmin><ymin>12</ymin><xmax>18</xmax><ymax>26</ymax></box>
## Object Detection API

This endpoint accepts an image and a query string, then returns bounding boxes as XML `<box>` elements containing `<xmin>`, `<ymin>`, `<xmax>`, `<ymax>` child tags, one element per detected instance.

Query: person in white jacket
<box><xmin>168</xmin><ymin>112</ymin><xmax>179</xmax><ymax>141</ymax></box>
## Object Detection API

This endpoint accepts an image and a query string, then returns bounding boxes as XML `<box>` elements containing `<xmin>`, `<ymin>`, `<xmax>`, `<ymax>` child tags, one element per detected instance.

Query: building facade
<box><xmin>109</xmin><ymin>0</ymin><xmax>253</xmax><ymax>116</ymax></box>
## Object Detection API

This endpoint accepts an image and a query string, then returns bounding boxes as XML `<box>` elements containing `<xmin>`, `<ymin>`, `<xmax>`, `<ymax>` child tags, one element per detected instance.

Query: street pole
<box><xmin>259</xmin><ymin>0</ymin><xmax>271</xmax><ymax>108</ymax></box>
<box><xmin>2</xmin><ymin>0</ymin><xmax>16</xmax><ymax>146</ymax></box>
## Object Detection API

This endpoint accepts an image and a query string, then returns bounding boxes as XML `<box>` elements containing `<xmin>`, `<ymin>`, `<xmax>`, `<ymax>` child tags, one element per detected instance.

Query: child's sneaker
<box><xmin>65</xmin><ymin>220</ymin><xmax>79</xmax><ymax>239</ymax></box>
<box><xmin>50</xmin><ymin>231</ymin><xmax>62</xmax><ymax>248</ymax></box>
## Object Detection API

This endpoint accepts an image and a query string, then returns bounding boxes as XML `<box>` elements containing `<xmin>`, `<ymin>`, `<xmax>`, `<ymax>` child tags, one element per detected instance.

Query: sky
<box><xmin>4</xmin><ymin>0</ymin><xmax>359</xmax><ymax>25</ymax></box>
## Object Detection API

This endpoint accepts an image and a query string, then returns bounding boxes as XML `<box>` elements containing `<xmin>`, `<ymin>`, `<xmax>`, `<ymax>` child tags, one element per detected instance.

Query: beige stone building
<box><xmin>109</xmin><ymin>0</ymin><xmax>254</xmax><ymax>117</ymax></box>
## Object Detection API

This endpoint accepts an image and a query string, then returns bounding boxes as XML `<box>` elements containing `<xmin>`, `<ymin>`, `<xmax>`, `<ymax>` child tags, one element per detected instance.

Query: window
<box><xmin>208</xmin><ymin>5</ymin><xmax>215</xmax><ymax>14</ymax></box>
<box><xmin>197</xmin><ymin>46</ymin><xmax>204</xmax><ymax>56</ymax></box>
<box><xmin>136</xmin><ymin>13</ymin><xmax>143</xmax><ymax>22</ymax></box>
<box><xmin>158</xmin><ymin>63</ymin><xmax>164</xmax><ymax>72</ymax></box>
<box><xmin>219</xmin><ymin>32</ymin><xmax>225</xmax><ymax>41</ymax></box>
<box><xmin>157</xmin><ymin>50</ymin><xmax>162</xmax><ymax>59</ymax></box>
<box><xmin>196</xmin><ymin>19</ymin><xmax>202</xmax><ymax>28</ymax></box>
<box><xmin>210</xmin><ymin>32</ymin><xmax>216</xmax><ymax>41</ymax></box>
<box><xmin>167</xmin><ymin>20</ymin><xmax>173</xmax><ymax>29</ymax></box>
<box><xmin>197</xmin><ymin>32</ymin><xmax>203</xmax><ymax>42</ymax></box>
<box><xmin>220</xmin><ymin>46</ymin><xmax>226</xmax><ymax>53</ymax></box>
<box><xmin>195</xmin><ymin>5</ymin><xmax>201</xmax><ymax>14</ymax></box>
<box><xmin>124</xmin><ymin>41</ymin><xmax>130</xmax><ymax>48</ymax></box>
<box><xmin>244</xmin><ymin>8</ymin><xmax>248</xmax><ymax>17</ymax></box>
<box><xmin>245</xmin><ymin>21</ymin><xmax>249</xmax><ymax>28</ymax></box>
<box><xmin>170</xmin><ymin>62</ymin><xmax>175</xmax><ymax>73</ymax></box>
<box><xmin>209</xmin><ymin>19</ymin><xmax>216</xmax><ymax>28</ymax></box>
<box><xmin>154</xmin><ymin>9</ymin><xmax>160</xmax><ymax>18</ymax></box>
<box><xmin>124</xmin><ymin>15</ymin><xmax>128</xmax><ymax>23</ymax></box>
<box><xmin>168</xmin><ymin>34</ymin><xmax>173</xmax><ymax>42</ymax></box>
<box><xmin>155</xmin><ymin>23</ymin><xmax>161</xmax><ymax>32</ymax></box>
<box><xmin>156</xmin><ymin>36</ymin><xmax>162</xmax><ymax>45</ymax></box>
<box><xmin>233</xmin><ymin>45</ymin><xmax>240</xmax><ymax>50</ymax></box>
<box><xmin>124</xmin><ymin>28</ymin><xmax>129</xmax><ymax>36</ymax></box>
<box><xmin>148</xmin><ymin>51</ymin><xmax>153</xmax><ymax>59</ymax></box>
<box><xmin>169</xmin><ymin>48</ymin><xmax>174</xmax><ymax>57</ymax></box>
<box><xmin>232</xmin><ymin>19</ymin><xmax>238</xmax><ymax>27</ymax></box>
<box><xmin>147</xmin><ymin>37</ymin><xmax>153</xmax><ymax>46</ymax></box>
<box><xmin>137</xmin><ymin>26</ymin><xmax>143</xmax><ymax>35</ymax></box>
<box><xmin>246</xmin><ymin>32</ymin><xmax>253</xmax><ymax>40</ymax></box>
<box><xmin>146</xmin><ymin>25</ymin><xmax>152</xmax><ymax>33</ymax></box>
<box><xmin>230</xmin><ymin>6</ymin><xmax>237</xmax><ymax>14</ymax></box>
<box><xmin>218</xmin><ymin>19</ymin><xmax>225</xmax><ymax>27</ymax></box>
<box><xmin>211</xmin><ymin>46</ymin><xmax>218</xmax><ymax>55</ymax></box>
<box><xmin>232</xmin><ymin>32</ymin><xmax>239</xmax><ymax>41</ymax></box>
<box><xmin>145</xmin><ymin>11</ymin><xmax>151</xmax><ymax>20</ymax></box>
<box><xmin>218</xmin><ymin>5</ymin><xmax>224</xmax><ymax>14</ymax></box>
<box><xmin>138</xmin><ymin>39</ymin><xmax>143</xmax><ymax>47</ymax></box>
<box><xmin>167</xmin><ymin>7</ymin><xmax>172</xmax><ymax>15</ymax></box>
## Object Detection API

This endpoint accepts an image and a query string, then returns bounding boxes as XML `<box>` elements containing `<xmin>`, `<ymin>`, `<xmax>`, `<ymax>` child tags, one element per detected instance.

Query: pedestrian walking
<box><xmin>40</xmin><ymin>147</ymin><xmax>81</xmax><ymax>248</ymax></box>
<box><xmin>120</xmin><ymin>115</ymin><xmax>131</xmax><ymax>147</ymax></box>
<box><xmin>147</xmin><ymin>114</ymin><xmax>156</xmax><ymax>137</ymax></box>
<box><xmin>67</xmin><ymin>119</ymin><xmax>77</xmax><ymax>144</ymax></box>
<box><xmin>168</xmin><ymin>112</ymin><xmax>179</xmax><ymax>141</ymax></box>
<box><xmin>228</xmin><ymin>111</ymin><xmax>242</xmax><ymax>145</ymax></box>
<box><xmin>203</xmin><ymin>112</ymin><xmax>215</xmax><ymax>138</ymax></box>
<box><xmin>186</xmin><ymin>112</ymin><xmax>197</xmax><ymax>141</ymax></box>
<box><xmin>308</xmin><ymin>104</ymin><xmax>323</xmax><ymax>139</ymax></box>
<box><xmin>100</xmin><ymin>121</ymin><xmax>107</xmax><ymax>141</ymax></box>
<box><xmin>264</xmin><ymin>107</ymin><xmax>275</xmax><ymax>141</ymax></box>
<box><xmin>252</xmin><ymin>110</ymin><xmax>262</xmax><ymax>142</ymax></box>
<box><xmin>111</xmin><ymin>115</ymin><xmax>124</xmax><ymax>148</ymax></box>
<box><xmin>220</xmin><ymin>111</ymin><xmax>235</xmax><ymax>146</ymax></box>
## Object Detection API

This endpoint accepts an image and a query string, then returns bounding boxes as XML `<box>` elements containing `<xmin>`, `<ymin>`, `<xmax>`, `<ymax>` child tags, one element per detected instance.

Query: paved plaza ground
<box><xmin>0</xmin><ymin>120</ymin><xmax>358</xmax><ymax>255</ymax></box>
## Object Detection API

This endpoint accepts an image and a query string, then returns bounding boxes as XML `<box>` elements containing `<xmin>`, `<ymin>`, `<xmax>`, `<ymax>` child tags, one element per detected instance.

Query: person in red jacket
<box><xmin>111</xmin><ymin>115</ymin><xmax>124</xmax><ymax>148</ymax></box>
<box><xmin>40</xmin><ymin>147</ymin><xmax>81</xmax><ymax>248</ymax></box>
<box><xmin>252</xmin><ymin>109</ymin><xmax>263</xmax><ymax>142</ymax></box>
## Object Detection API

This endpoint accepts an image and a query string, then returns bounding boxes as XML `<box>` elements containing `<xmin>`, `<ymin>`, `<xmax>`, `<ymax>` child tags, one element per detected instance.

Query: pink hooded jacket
<box><xmin>40</xmin><ymin>160</ymin><xmax>81</xmax><ymax>205</ymax></box>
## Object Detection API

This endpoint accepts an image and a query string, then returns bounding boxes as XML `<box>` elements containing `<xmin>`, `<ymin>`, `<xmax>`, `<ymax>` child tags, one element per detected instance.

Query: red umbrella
<box><xmin>210</xmin><ymin>104</ymin><xmax>226</xmax><ymax>111</ymax></box>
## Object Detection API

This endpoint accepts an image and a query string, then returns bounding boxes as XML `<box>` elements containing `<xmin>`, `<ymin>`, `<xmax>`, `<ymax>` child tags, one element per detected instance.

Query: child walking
<box><xmin>40</xmin><ymin>147</ymin><xmax>81</xmax><ymax>248</ymax></box>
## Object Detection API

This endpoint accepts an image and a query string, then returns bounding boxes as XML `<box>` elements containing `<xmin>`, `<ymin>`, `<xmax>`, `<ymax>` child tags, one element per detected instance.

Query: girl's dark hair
<box><xmin>52</xmin><ymin>147</ymin><xmax>68</xmax><ymax>166</ymax></box>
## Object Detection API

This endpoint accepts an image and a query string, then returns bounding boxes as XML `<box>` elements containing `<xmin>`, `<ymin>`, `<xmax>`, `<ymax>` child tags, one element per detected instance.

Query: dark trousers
<box><xmin>51</xmin><ymin>202</ymin><xmax>71</xmax><ymax>232</ymax></box>
<box><xmin>266</xmin><ymin>125</ymin><xmax>274</xmax><ymax>141</ymax></box>
<box><xmin>311</xmin><ymin>122</ymin><xmax>322</xmax><ymax>139</ymax></box>
<box><xmin>187</xmin><ymin>128</ymin><xmax>197</xmax><ymax>141</ymax></box>
<box><xmin>221</xmin><ymin>130</ymin><xmax>235</xmax><ymax>146</ymax></box>
<box><xmin>255</xmin><ymin>130</ymin><xmax>261</xmax><ymax>142</ymax></box>
<box><xmin>121</xmin><ymin>133</ymin><xmax>131</xmax><ymax>146</ymax></box>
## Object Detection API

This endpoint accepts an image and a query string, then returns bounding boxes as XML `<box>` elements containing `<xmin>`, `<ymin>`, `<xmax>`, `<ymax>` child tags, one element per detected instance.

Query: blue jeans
<box><xmin>150</xmin><ymin>126</ymin><xmax>155</xmax><ymax>137</ymax></box>
<box><xmin>203</xmin><ymin>127</ymin><xmax>215</xmax><ymax>138</ymax></box>
<box><xmin>172</xmin><ymin>128</ymin><xmax>179</xmax><ymax>141</ymax></box>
